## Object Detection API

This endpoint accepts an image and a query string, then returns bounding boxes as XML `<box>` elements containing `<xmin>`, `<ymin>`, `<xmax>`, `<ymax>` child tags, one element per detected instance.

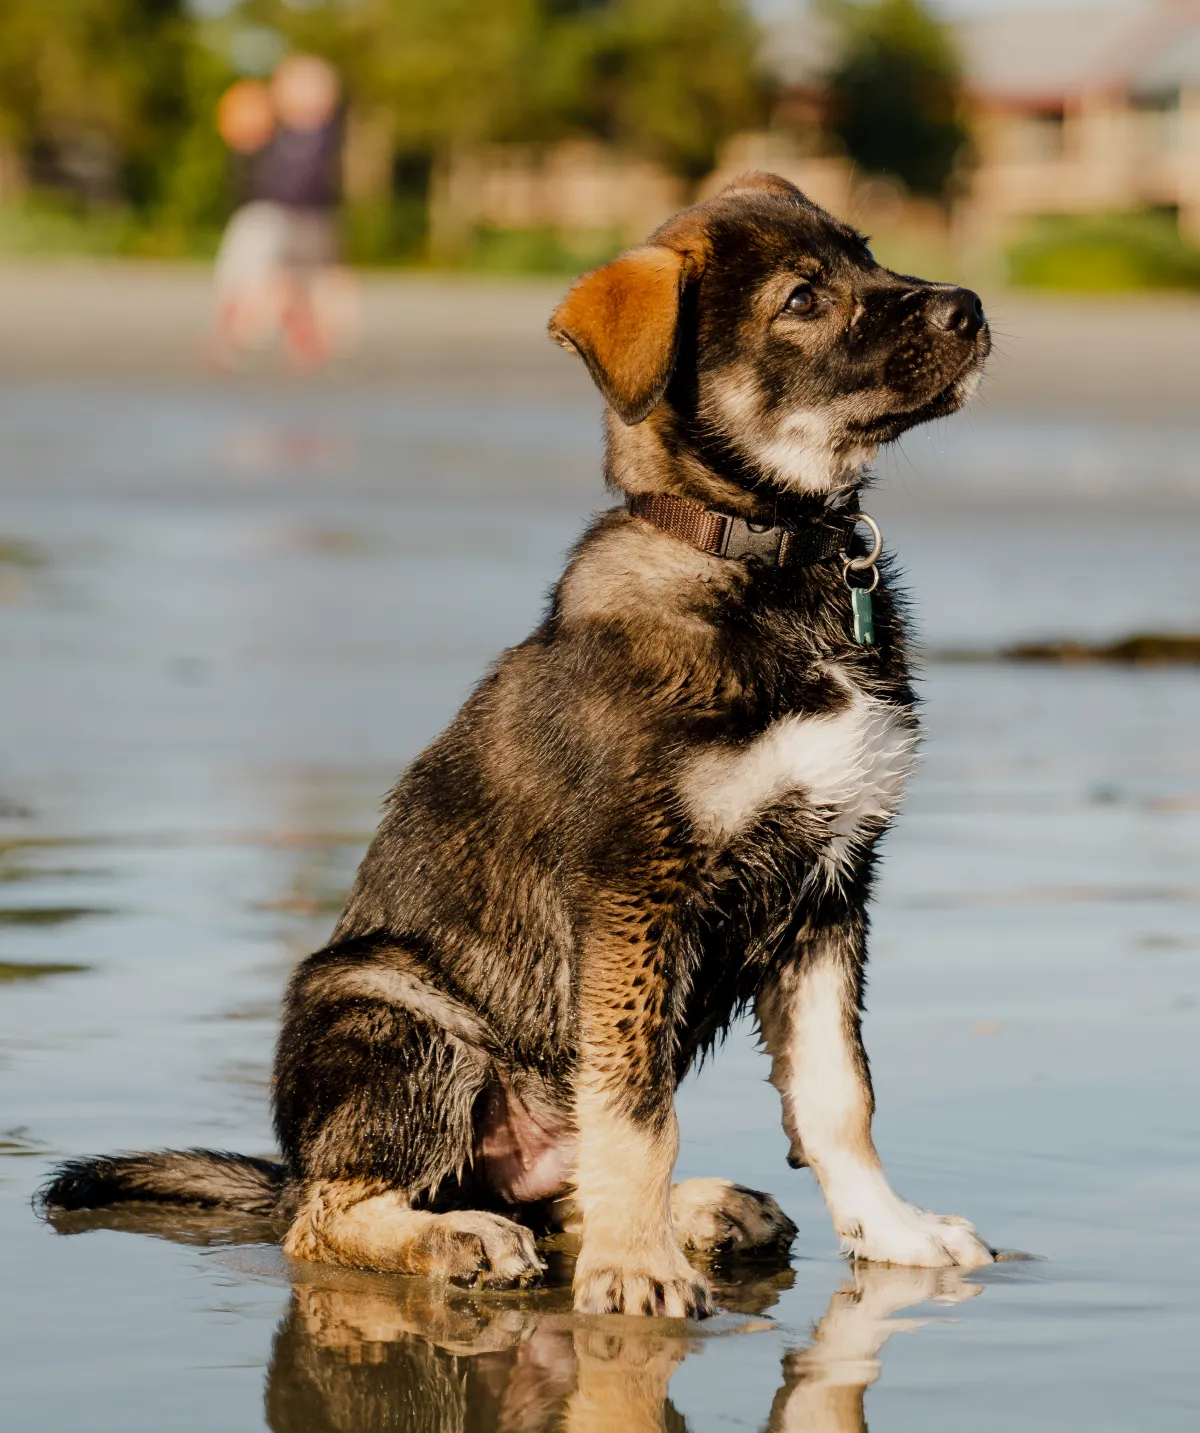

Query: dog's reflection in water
<box><xmin>764</xmin><ymin>1266</ymin><xmax>982</xmax><ymax>1433</ymax></box>
<box><xmin>268</xmin><ymin>1277</ymin><xmax>681</xmax><ymax>1433</ymax></box>
<box><xmin>264</xmin><ymin>1258</ymin><xmax>983</xmax><ymax>1433</ymax></box>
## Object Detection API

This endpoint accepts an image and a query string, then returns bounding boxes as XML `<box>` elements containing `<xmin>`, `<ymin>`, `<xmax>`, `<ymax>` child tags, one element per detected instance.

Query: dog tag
<box><xmin>851</xmin><ymin>586</ymin><xmax>875</xmax><ymax>645</ymax></box>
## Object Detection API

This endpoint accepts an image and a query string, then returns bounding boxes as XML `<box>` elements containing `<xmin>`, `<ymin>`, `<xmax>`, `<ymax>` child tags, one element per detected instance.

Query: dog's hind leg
<box><xmin>757</xmin><ymin>925</ymin><xmax>993</xmax><ymax>1269</ymax></box>
<box><xmin>282</xmin><ymin>1182</ymin><xmax>541</xmax><ymax>1287</ymax></box>
<box><xmin>273</xmin><ymin>942</ymin><xmax>543</xmax><ymax>1286</ymax></box>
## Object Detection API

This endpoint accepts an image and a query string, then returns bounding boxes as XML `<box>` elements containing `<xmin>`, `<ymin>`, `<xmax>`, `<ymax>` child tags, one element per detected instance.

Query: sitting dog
<box><xmin>43</xmin><ymin>174</ymin><xmax>995</xmax><ymax>1317</ymax></box>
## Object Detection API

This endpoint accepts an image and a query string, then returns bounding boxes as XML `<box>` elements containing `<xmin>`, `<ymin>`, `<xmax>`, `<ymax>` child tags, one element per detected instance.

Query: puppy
<box><xmin>43</xmin><ymin>174</ymin><xmax>995</xmax><ymax>1317</ymax></box>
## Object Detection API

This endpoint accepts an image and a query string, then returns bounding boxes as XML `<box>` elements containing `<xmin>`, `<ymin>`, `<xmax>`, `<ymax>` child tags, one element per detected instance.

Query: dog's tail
<box><xmin>39</xmin><ymin>1149</ymin><xmax>287</xmax><ymax>1216</ymax></box>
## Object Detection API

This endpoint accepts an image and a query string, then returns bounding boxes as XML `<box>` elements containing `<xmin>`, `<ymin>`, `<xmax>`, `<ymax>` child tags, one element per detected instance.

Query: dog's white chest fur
<box><xmin>682</xmin><ymin>672</ymin><xmax>916</xmax><ymax>882</ymax></box>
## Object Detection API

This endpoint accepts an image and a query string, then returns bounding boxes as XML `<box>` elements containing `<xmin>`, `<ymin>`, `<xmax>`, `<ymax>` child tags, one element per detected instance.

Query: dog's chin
<box><xmin>851</xmin><ymin>346</ymin><xmax>989</xmax><ymax>446</ymax></box>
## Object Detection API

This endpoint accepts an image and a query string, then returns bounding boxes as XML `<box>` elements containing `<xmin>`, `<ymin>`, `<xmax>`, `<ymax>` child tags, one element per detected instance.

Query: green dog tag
<box><xmin>851</xmin><ymin>586</ymin><xmax>875</xmax><ymax>645</ymax></box>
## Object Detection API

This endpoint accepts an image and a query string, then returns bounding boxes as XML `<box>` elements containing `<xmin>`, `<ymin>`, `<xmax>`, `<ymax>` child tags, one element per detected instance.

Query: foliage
<box><xmin>149</xmin><ymin>30</ymin><xmax>242</xmax><ymax>242</ymax></box>
<box><xmin>1006</xmin><ymin>212</ymin><xmax>1200</xmax><ymax>292</ymax></box>
<box><xmin>250</xmin><ymin>0</ymin><xmax>764</xmax><ymax>181</ymax></box>
<box><xmin>0</xmin><ymin>0</ymin><xmax>762</xmax><ymax>261</ymax></box>
<box><xmin>537</xmin><ymin>0</ymin><xmax>766</xmax><ymax>181</ymax></box>
<box><xmin>825</xmin><ymin>0</ymin><xmax>967</xmax><ymax>199</ymax></box>
<box><xmin>0</xmin><ymin>192</ymin><xmax>223</xmax><ymax>260</ymax></box>
<box><xmin>464</xmin><ymin>224</ymin><xmax>622</xmax><ymax>274</ymax></box>
<box><xmin>0</xmin><ymin>0</ymin><xmax>203</xmax><ymax>206</ymax></box>
<box><xmin>0</xmin><ymin>195</ymin><xmax>138</xmax><ymax>257</ymax></box>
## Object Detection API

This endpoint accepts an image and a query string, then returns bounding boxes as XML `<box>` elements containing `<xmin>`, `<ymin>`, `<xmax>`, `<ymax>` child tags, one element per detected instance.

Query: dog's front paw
<box><xmin>671</xmin><ymin>1177</ymin><xmax>797</xmax><ymax>1258</ymax></box>
<box><xmin>840</xmin><ymin>1202</ymin><xmax>993</xmax><ymax>1270</ymax></box>
<box><xmin>573</xmin><ymin>1254</ymin><xmax>714</xmax><ymax>1318</ymax></box>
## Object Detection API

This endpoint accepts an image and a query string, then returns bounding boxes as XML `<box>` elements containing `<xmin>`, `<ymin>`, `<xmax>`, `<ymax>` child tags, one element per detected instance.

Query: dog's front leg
<box><xmin>571</xmin><ymin>894</ymin><xmax>713</xmax><ymax>1318</ymax></box>
<box><xmin>757</xmin><ymin>927</ymin><xmax>993</xmax><ymax>1269</ymax></box>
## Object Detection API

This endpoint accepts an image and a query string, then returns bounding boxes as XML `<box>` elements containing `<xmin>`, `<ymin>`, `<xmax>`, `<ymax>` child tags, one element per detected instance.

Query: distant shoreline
<box><xmin>0</xmin><ymin>261</ymin><xmax>1196</xmax><ymax>419</ymax></box>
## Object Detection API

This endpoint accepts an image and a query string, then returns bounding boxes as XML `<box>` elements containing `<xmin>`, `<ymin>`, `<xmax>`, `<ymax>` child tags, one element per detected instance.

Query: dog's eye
<box><xmin>783</xmin><ymin>285</ymin><xmax>816</xmax><ymax>317</ymax></box>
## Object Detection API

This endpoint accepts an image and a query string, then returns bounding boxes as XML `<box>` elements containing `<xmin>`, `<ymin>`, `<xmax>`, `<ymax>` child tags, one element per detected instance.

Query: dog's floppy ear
<box><xmin>548</xmin><ymin>246</ymin><xmax>691</xmax><ymax>425</ymax></box>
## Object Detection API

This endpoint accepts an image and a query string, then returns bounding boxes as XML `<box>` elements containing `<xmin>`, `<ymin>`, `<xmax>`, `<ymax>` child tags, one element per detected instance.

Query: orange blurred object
<box><xmin>216</xmin><ymin>79</ymin><xmax>275</xmax><ymax>155</ymax></box>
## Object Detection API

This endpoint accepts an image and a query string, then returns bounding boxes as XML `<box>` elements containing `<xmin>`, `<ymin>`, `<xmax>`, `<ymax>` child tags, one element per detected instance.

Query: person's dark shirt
<box><xmin>248</xmin><ymin>117</ymin><xmax>341</xmax><ymax>210</ymax></box>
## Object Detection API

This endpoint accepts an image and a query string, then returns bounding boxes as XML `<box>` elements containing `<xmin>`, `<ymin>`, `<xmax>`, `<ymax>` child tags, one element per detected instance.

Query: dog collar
<box><xmin>626</xmin><ymin>492</ymin><xmax>884</xmax><ymax>645</ymax></box>
<box><xmin>625</xmin><ymin>492</ymin><xmax>857</xmax><ymax>570</ymax></box>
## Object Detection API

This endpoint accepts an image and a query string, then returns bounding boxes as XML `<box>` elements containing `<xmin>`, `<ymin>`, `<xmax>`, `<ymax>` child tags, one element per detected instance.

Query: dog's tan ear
<box><xmin>548</xmin><ymin>246</ymin><xmax>690</xmax><ymax>425</ymax></box>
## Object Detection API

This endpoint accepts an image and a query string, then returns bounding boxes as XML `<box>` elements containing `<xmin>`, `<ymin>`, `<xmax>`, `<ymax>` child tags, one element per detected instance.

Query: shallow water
<box><xmin>2</xmin><ymin>375</ymin><xmax>1199</xmax><ymax>1431</ymax></box>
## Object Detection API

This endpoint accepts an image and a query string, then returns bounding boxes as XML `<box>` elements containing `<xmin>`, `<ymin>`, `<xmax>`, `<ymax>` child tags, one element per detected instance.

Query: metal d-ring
<box><xmin>844</xmin><ymin>562</ymin><xmax>880</xmax><ymax>593</ymax></box>
<box><xmin>842</xmin><ymin>511</ymin><xmax>882</xmax><ymax>572</ymax></box>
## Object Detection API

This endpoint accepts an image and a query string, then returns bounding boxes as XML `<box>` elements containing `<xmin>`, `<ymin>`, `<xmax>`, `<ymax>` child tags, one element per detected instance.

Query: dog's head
<box><xmin>549</xmin><ymin>173</ymin><xmax>989</xmax><ymax>498</ymax></box>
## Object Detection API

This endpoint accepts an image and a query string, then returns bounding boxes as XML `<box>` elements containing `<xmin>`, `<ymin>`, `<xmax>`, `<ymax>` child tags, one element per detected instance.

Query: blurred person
<box><xmin>210</xmin><ymin>78</ymin><xmax>282</xmax><ymax>362</ymax></box>
<box><xmin>209</xmin><ymin>55</ymin><xmax>358</xmax><ymax>371</ymax></box>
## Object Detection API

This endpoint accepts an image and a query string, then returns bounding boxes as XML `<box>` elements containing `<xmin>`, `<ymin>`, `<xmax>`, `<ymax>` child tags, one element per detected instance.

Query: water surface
<box><xmin>1</xmin><ymin>375</ymin><xmax>1199</xmax><ymax>1430</ymax></box>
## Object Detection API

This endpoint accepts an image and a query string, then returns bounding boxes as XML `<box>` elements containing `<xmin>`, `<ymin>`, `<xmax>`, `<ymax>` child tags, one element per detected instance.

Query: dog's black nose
<box><xmin>930</xmin><ymin>287</ymin><xmax>985</xmax><ymax>339</ymax></box>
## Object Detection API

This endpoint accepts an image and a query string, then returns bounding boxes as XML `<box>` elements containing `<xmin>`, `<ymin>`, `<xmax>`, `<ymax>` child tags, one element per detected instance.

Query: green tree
<box><xmin>251</xmin><ymin>0</ymin><xmax>764</xmax><ymax>180</ymax></box>
<box><xmin>538</xmin><ymin>0</ymin><xmax>765</xmax><ymax>181</ymax></box>
<box><xmin>0</xmin><ymin>0</ymin><xmax>200</xmax><ymax>207</ymax></box>
<box><xmin>826</xmin><ymin>0</ymin><xmax>967</xmax><ymax>198</ymax></box>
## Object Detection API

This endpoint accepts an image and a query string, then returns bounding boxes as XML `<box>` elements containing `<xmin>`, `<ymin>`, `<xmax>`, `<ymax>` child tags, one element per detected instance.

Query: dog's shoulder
<box><xmin>556</xmin><ymin>509</ymin><xmax>739</xmax><ymax>642</ymax></box>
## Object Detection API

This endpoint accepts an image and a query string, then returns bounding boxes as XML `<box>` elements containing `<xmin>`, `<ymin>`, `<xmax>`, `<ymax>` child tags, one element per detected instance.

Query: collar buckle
<box><xmin>719</xmin><ymin>516</ymin><xmax>786</xmax><ymax>566</ymax></box>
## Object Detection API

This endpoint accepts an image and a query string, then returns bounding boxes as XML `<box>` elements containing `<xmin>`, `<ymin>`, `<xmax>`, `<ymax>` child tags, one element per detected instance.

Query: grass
<box><xmin>0</xmin><ymin>195</ymin><xmax>625</xmax><ymax>274</ymax></box>
<box><xmin>1007</xmin><ymin>211</ymin><xmax>1200</xmax><ymax>292</ymax></box>
<box><xmin>0</xmin><ymin>194</ymin><xmax>220</xmax><ymax>260</ymax></box>
<box><xmin>10</xmin><ymin>193</ymin><xmax>1200</xmax><ymax>288</ymax></box>
<box><xmin>461</xmin><ymin>226</ymin><xmax>624</xmax><ymax>275</ymax></box>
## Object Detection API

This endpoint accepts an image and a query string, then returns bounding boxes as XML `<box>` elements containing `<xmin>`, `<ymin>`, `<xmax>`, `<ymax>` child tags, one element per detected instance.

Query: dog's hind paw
<box><xmin>282</xmin><ymin>1189</ymin><xmax>546</xmax><ymax>1288</ymax></box>
<box><xmin>413</xmin><ymin>1211</ymin><xmax>545</xmax><ymax>1289</ymax></box>
<box><xmin>573</xmin><ymin>1258</ymin><xmax>714</xmax><ymax>1318</ymax></box>
<box><xmin>671</xmin><ymin>1178</ymin><xmax>797</xmax><ymax>1259</ymax></box>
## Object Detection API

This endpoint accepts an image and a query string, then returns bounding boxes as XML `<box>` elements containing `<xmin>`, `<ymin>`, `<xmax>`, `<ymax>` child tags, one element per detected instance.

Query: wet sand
<box><xmin>1</xmin><ymin>267</ymin><xmax>1199</xmax><ymax>1430</ymax></box>
<box><xmin>1</xmin><ymin>258</ymin><xmax>1198</xmax><ymax>416</ymax></box>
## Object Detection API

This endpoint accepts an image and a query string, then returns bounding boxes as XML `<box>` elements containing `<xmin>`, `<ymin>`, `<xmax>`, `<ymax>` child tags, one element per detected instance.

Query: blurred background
<box><xmin>3</xmin><ymin>4</ymin><xmax>1200</xmax><ymax>1433</ymax></box>
<box><xmin>2</xmin><ymin>0</ymin><xmax>1200</xmax><ymax>285</ymax></box>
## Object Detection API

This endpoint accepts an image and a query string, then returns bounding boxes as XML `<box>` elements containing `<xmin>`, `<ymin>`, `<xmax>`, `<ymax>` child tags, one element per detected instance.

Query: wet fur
<box><xmin>42</xmin><ymin>174</ymin><xmax>994</xmax><ymax>1312</ymax></box>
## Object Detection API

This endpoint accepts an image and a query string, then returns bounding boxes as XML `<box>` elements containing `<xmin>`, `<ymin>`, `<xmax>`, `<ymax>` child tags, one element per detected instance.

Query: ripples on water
<box><xmin>1</xmin><ymin>378</ymin><xmax>1199</xmax><ymax>1431</ymax></box>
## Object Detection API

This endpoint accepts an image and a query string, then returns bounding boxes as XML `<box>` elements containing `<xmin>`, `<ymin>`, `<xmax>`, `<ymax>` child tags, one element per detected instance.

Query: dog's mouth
<box><xmin>848</xmin><ymin>333</ymin><xmax>990</xmax><ymax>443</ymax></box>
